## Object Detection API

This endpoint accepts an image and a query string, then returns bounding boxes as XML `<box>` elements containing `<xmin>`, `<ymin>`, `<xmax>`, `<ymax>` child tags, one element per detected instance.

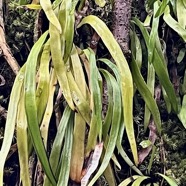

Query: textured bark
<box><xmin>112</xmin><ymin>0</ymin><xmax>132</xmax><ymax>54</ymax></box>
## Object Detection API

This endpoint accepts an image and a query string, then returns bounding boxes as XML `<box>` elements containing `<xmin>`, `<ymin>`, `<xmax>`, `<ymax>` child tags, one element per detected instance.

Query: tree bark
<box><xmin>112</xmin><ymin>0</ymin><xmax>132</xmax><ymax>54</ymax></box>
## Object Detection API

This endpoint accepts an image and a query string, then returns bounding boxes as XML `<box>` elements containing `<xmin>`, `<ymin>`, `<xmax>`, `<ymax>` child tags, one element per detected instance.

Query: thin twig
<box><xmin>0</xmin><ymin>0</ymin><xmax>20</xmax><ymax>75</ymax></box>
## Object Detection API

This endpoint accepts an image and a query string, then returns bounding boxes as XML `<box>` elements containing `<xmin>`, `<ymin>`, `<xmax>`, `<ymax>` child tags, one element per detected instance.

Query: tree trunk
<box><xmin>112</xmin><ymin>0</ymin><xmax>132</xmax><ymax>54</ymax></box>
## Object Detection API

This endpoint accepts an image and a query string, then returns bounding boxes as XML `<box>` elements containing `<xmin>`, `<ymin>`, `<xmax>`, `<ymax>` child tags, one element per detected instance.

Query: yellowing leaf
<box><xmin>157</xmin><ymin>173</ymin><xmax>178</xmax><ymax>186</ymax></box>
<box><xmin>118</xmin><ymin>176</ymin><xmax>140</xmax><ymax>186</ymax></box>
<box><xmin>95</xmin><ymin>0</ymin><xmax>106</xmax><ymax>7</ymax></box>
<box><xmin>24</xmin><ymin>4</ymin><xmax>41</xmax><ymax>9</ymax></box>
<box><xmin>40</xmin><ymin>0</ymin><xmax>62</xmax><ymax>33</ymax></box>
<box><xmin>139</xmin><ymin>140</ymin><xmax>152</xmax><ymax>148</ymax></box>
<box><xmin>78</xmin><ymin>15</ymin><xmax>138</xmax><ymax>165</ymax></box>
<box><xmin>131</xmin><ymin>176</ymin><xmax>150</xmax><ymax>186</ymax></box>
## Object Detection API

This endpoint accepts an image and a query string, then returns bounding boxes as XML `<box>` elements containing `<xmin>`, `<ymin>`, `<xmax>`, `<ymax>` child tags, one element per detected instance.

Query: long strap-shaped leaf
<box><xmin>60</xmin><ymin>0</ymin><xmax>76</xmax><ymax>63</ymax></box>
<box><xmin>40</xmin><ymin>69</ymin><xmax>57</xmax><ymax>149</ymax></box>
<box><xmin>87</xmin><ymin>69</ymin><xmax>121</xmax><ymax>186</ymax></box>
<box><xmin>40</xmin><ymin>0</ymin><xmax>62</xmax><ymax>33</ymax></box>
<box><xmin>130</xmin><ymin>54</ymin><xmax>161</xmax><ymax>134</ymax></box>
<box><xmin>98</xmin><ymin>59</ymin><xmax>142</xmax><ymax>175</ymax></box>
<box><xmin>70</xmin><ymin>45</ymin><xmax>87</xmax><ymax>182</ymax></box>
<box><xmin>78</xmin><ymin>15</ymin><xmax>138</xmax><ymax>165</ymax></box>
<box><xmin>57</xmin><ymin>113</ymin><xmax>74</xmax><ymax>186</ymax></box>
<box><xmin>24</xmin><ymin>31</ymin><xmax>56</xmax><ymax>186</ymax></box>
<box><xmin>155</xmin><ymin>0</ymin><xmax>170</xmax><ymax>17</ymax></box>
<box><xmin>132</xmin><ymin>17</ymin><xmax>178</xmax><ymax>113</ymax></box>
<box><xmin>17</xmin><ymin>87</ymin><xmax>30</xmax><ymax>186</ymax></box>
<box><xmin>43</xmin><ymin>106</ymin><xmax>73</xmax><ymax>186</ymax></box>
<box><xmin>157</xmin><ymin>173</ymin><xmax>178</xmax><ymax>186</ymax></box>
<box><xmin>84</xmin><ymin>49</ymin><xmax>102</xmax><ymax>155</ymax></box>
<box><xmin>49</xmin><ymin>24</ymin><xmax>74</xmax><ymax>109</ymax></box>
<box><xmin>66</xmin><ymin>70</ymin><xmax>91</xmax><ymax>124</ymax></box>
<box><xmin>149</xmin><ymin>1</ymin><xmax>160</xmax><ymax>63</ymax></box>
<box><xmin>144</xmin><ymin>62</ymin><xmax>155</xmax><ymax>131</ymax></box>
<box><xmin>178</xmin><ymin>95</ymin><xmax>186</xmax><ymax>128</ymax></box>
<box><xmin>0</xmin><ymin>65</ymin><xmax>25</xmax><ymax>186</ymax></box>
<box><xmin>163</xmin><ymin>5</ymin><xmax>186</xmax><ymax>42</ymax></box>
<box><xmin>49</xmin><ymin>22</ymin><xmax>74</xmax><ymax>110</ymax></box>
<box><xmin>130</xmin><ymin>29</ymin><xmax>154</xmax><ymax>131</ymax></box>
<box><xmin>131</xmin><ymin>176</ymin><xmax>150</xmax><ymax>186</ymax></box>
<box><xmin>52</xmin><ymin>0</ymin><xmax>63</xmax><ymax>9</ymax></box>
<box><xmin>36</xmin><ymin>41</ymin><xmax>50</xmax><ymax>124</ymax></box>
<box><xmin>118</xmin><ymin>175</ymin><xmax>140</xmax><ymax>186</ymax></box>
<box><xmin>177</xmin><ymin>0</ymin><xmax>186</xmax><ymax>29</ymax></box>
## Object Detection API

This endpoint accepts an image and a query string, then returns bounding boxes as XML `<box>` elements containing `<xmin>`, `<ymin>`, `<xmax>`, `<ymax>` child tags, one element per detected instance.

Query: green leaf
<box><xmin>131</xmin><ymin>176</ymin><xmax>150</xmax><ymax>186</ymax></box>
<box><xmin>60</xmin><ymin>0</ymin><xmax>76</xmax><ymax>63</ymax></box>
<box><xmin>177</xmin><ymin>0</ymin><xmax>186</xmax><ymax>29</ymax></box>
<box><xmin>157</xmin><ymin>173</ymin><xmax>178</xmax><ymax>186</ymax></box>
<box><xmin>139</xmin><ymin>140</ymin><xmax>152</xmax><ymax>148</ymax></box>
<box><xmin>181</xmin><ymin>70</ymin><xmax>186</xmax><ymax>95</ymax></box>
<box><xmin>78</xmin><ymin>15</ymin><xmax>138</xmax><ymax>165</ymax></box>
<box><xmin>43</xmin><ymin>106</ymin><xmax>73</xmax><ymax>186</ymax></box>
<box><xmin>17</xmin><ymin>87</ymin><xmax>30</xmax><ymax>186</ymax></box>
<box><xmin>84</xmin><ymin>49</ymin><xmax>102</xmax><ymax>155</ymax></box>
<box><xmin>117</xmin><ymin>141</ymin><xmax>143</xmax><ymax>175</ymax></box>
<box><xmin>98</xmin><ymin>58</ymin><xmax>121</xmax><ymax>83</ymax></box>
<box><xmin>155</xmin><ymin>38</ymin><xmax>172</xmax><ymax>113</ymax></box>
<box><xmin>118</xmin><ymin>175</ymin><xmax>140</xmax><ymax>186</ymax></box>
<box><xmin>0</xmin><ymin>65</ymin><xmax>25</xmax><ymax>185</ymax></box>
<box><xmin>177</xmin><ymin>48</ymin><xmax>186</xmax><ymax>63</ymax></box>
<box><xmin>22</xmin><ymin>4</ymin><xmax>42</xmax><ymax>9</ymax></box>
<box><xmin>149</xmin><ymin>1</ymin><xmax>160</xmax><ymax>63</ymax></box>
<box><xmin>146</xmin><ymin>0</ymin><xmax>157</xmax><ymax>8</ymax></box>
<box><xmin>70</xmin><ymin>46</ymin><xmax>87</xmax><ymax>182</ymax></box>
<box><xmin>163</xmin><ymin>5</ymin><xmax>186</xmax><ymax>42</ymax></box>
<box><xmin>155</xmin><ymin>0</ymin><xmax>170</xmax><ymax>17</ymax></box>
<box><xmin>52</xmin><ymin>0</ymin><xmax>63</xmax><ymax>9</ymax></box>
<box><xmin>103</xmin><ymin>163</ymin><xmax>116</xmax><ymax>186</ymax></box>
<box><xmin>130</xmin><ymin>30</ymin><xmax>142</xmax><ymax>70</ymax></box>
<box><xmin>19</xmin><ymin>0</ymin><xmax>27</xmax><ymax>5</ymax></box>
<box><xmin>24</xmin><ymin>31</ymin><xmax>56</xmax><ymax>186</ymax></box>
<box><xmin>147</xmin><ymin>145</ymin><xmax>156</xmax><ymax>174</ymax></box>
<box><xmin>40</xmin><ymin>0</ymin><xmax>62</xmax><ymax>33</ymax></box>
<box><xmin>88</xmin><ymin>69</ymin><xmax>122</xmax><ymax>186</ymax></box>
<box><xmin>36</xmin><ymin>41</ymin><xmax>50</xmax><ymax>124</ymax></box>
<box><xmin>66</xmin><ymin>69</ymin><xmax>91</xmax><ymax>124</ymax></box>
<box><xmin>130</xmin><ymin>54</ymin><xmax>162</xmax><ymax>134</ymax></box>
<box><xmin>70</xmin><ymin>113</ymin><xmax>86</xmax><ymax>182</ymax></box>
<box><xmin>144</xmin><ymin>63</ymin><xmax>155</xmax><ymax>131</ymax></box>
<box><xmin>57</xmin><ymin>114</ymin><xmax>74</xmax><ymax>186</ymax></box>
<box><xmin>178</xmin><ymin>95</ymin><xmax>186</xmax><ymax>128</ymax></box>
<box><xmin>40</xmin><ymin>69</ymin><xmax>57</xmax><ymax>149</ymax></box>
<box><xmin>49</xmin><ymin>23</ymin><xmax>74</xmax><ymax>110</ymax></box>
<box><xmin>132</xmin><ymin>17</ymin><xmax>178</xmax><ymax>113</ymax></box>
